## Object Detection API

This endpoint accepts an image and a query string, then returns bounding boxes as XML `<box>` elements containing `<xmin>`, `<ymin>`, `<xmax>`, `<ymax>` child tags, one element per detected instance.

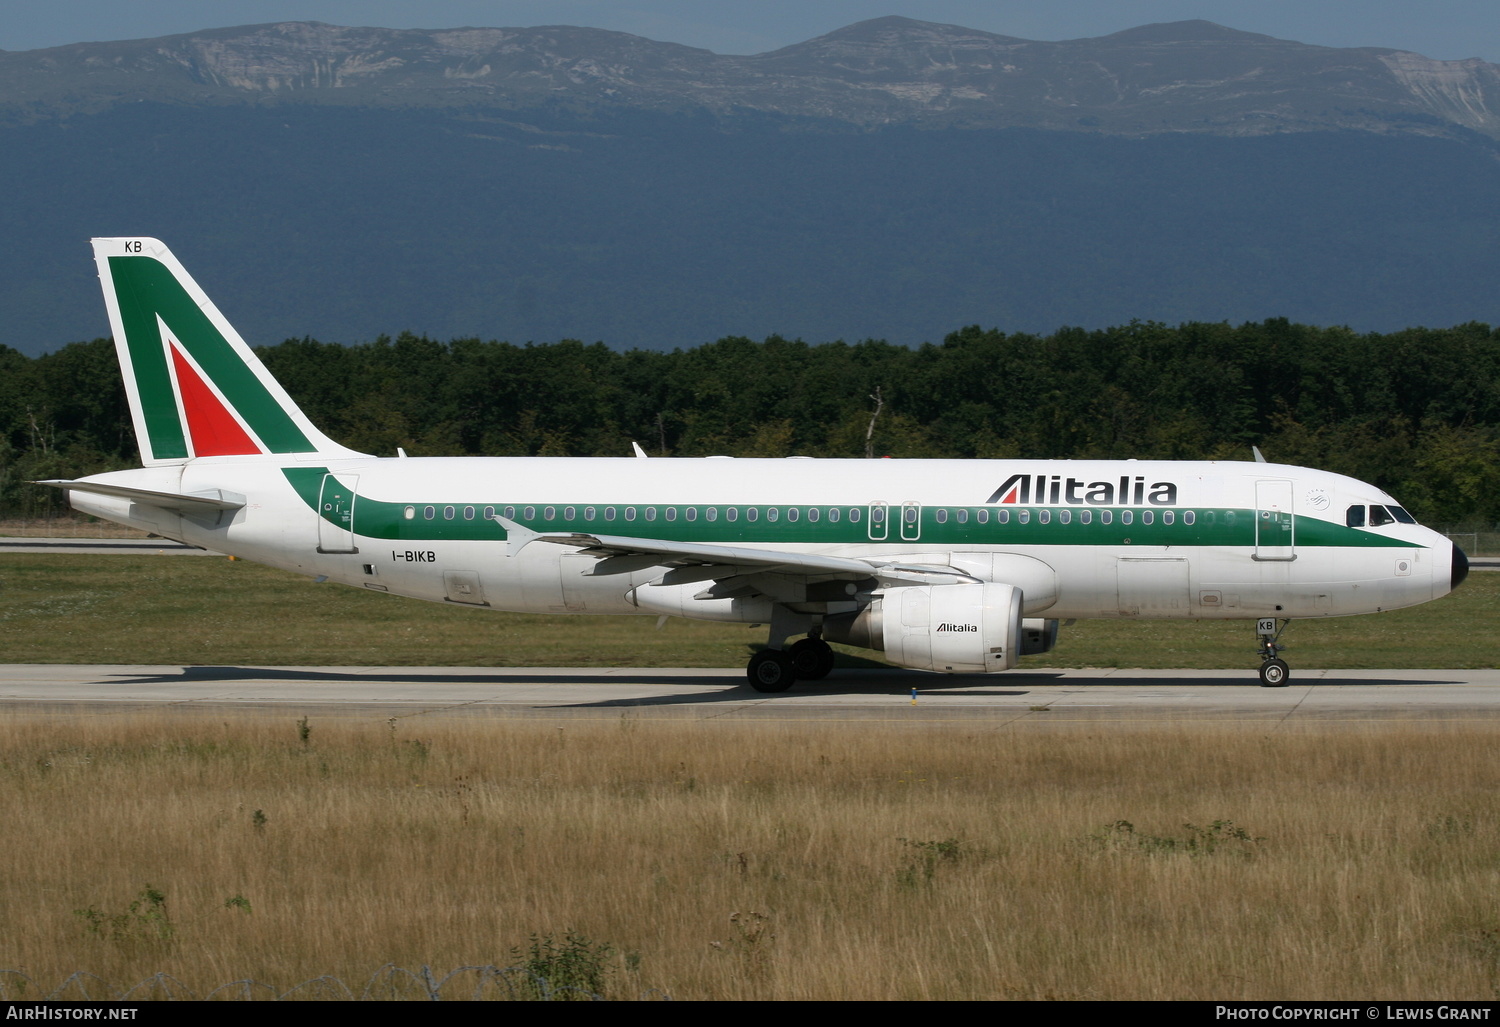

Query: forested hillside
<box><xmin>5</xmin><ymin>319</ymin><xmax>1498</xmax><ymax>526</ymax></box>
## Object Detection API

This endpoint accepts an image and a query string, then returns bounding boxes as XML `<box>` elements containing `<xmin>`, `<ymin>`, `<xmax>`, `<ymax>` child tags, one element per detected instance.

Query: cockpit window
<box><xmin>1346</xmin><ymin>505</ymin><xmax>1365</xmax><ymax>528</ymax></box>
<box><xmin>1389</xmin><ymin>506</ymin><xmax>1416</xmax><ymax>524</ymax></box>
<box><xmin>1369</xmin><ymin>505</ymin><xmax>1395</xmax><ymax>527</ymax></box>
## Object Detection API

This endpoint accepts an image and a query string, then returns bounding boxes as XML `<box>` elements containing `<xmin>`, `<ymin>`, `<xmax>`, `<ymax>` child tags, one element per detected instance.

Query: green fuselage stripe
<box><xmin>283</xmin><ymin>468</ymin><xmax>1418</xmax><ymax>550</ymax></box>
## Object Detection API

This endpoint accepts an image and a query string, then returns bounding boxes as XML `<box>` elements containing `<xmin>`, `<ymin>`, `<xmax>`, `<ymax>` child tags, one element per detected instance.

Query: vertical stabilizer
<box><xmin>92</xmin><ymin>237</ymin><xmax>364</xmax><ymax>465</ymax></box>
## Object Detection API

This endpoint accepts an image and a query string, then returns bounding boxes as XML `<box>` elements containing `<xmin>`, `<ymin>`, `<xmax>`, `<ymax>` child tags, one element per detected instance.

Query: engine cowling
<box><xmin>824</xmin><ymin>582</ymin><xmax>1024</xmax><ymax>674</ymax></box>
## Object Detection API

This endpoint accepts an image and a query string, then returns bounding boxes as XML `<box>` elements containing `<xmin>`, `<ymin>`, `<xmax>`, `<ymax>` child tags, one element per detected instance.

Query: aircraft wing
<box><xmin>498</xmin><ymin>517</ymin><xmax>977</xmax><ymax>600</ymax></box>
<box><xmin>32</xmin><ymin>480</ymin><xmax>246</xmax><ymax>514</ymax></box>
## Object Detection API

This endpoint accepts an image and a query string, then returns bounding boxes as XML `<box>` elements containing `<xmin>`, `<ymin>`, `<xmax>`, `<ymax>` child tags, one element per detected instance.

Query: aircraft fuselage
<box><xmin>67</xmin><ymin>455</ymin><xmax>1460</xmax><ymax>623</ymax></box>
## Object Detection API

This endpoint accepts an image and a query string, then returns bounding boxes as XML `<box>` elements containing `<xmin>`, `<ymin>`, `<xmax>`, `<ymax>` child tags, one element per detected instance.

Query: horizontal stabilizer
<box><xmin>33</xmin><ymin>480</ymin><xmax>246</xmax><ymax>514</ymax></box>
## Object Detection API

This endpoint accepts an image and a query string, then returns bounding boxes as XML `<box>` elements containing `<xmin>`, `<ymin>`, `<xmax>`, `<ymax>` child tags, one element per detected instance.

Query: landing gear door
<box><xmin>317</xmin><ymin>474</ymin><xmax>358</xmax><ymax>554</ymax></box>
<box><xmin>443</xmin><ymin>571</ymin><xmax>487</xmax><ymax>606</ymax></box>
<box><xmin>1254</xmin><ymin>479</ymin><xmax>1295</xmax><ymax>561</ymax></box>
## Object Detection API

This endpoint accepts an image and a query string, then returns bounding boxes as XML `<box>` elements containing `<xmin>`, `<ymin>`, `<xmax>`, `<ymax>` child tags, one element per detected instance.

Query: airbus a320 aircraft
<box><xmin>41</xmin><ymin>238</ymin><xmax>1469</xmax><ymax>691</ymax></box>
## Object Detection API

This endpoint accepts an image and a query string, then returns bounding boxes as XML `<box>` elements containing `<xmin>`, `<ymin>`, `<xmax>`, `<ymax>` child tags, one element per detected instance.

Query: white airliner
<box><xmin>41</xmin><ymin>238</ymin><xmax>1469</xmax><ymax>690</ymax></box>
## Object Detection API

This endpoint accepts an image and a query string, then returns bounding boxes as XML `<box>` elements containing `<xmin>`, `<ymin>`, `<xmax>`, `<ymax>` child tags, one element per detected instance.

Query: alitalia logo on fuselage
<box><xmin>986</xmin><ymin>473</ymin><xmax>1179</xmax><ymax>506</ymax></box>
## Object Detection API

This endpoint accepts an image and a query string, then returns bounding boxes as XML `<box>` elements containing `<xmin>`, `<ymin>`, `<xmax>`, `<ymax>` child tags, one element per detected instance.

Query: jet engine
<box><xmin>823</xmin><ymin>582</ymin><xmax>1023</xmax><ymax>673</ymax></box>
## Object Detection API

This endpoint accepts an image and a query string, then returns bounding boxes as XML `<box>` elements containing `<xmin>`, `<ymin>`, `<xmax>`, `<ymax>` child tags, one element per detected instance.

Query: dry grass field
<box><xmin>0</xmin><ymin>517</ymin><xmax>151</xmax><ymax>539</ymax></box>
<box><xmin>3</xmin><ymin>714</ymin><xmax>1500</xmax><ymax>1000</ymax></box>
<box><xmin>2</xmin><ymin>554</ymin><xmax>1497</xmax><ymax>999</ymax></box>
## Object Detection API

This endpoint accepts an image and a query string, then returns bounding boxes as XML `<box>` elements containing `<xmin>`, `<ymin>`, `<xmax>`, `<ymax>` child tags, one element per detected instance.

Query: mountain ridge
<box><xmin>2</xmin><ymin>17</ymin><xmax>1499</xmax><ymax>356</ymax></box>
<box><xmin>4</xmin><ymin>16</ymin><xmax>1500</xmax><ymax>142</ymax></box>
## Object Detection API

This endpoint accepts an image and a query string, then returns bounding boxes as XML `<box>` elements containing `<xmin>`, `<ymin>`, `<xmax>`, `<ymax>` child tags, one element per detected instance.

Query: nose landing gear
<box><xmin>1256</xmin><ymin>618</ymin><xmax>1290</xmax><ymax>687</ymax></box>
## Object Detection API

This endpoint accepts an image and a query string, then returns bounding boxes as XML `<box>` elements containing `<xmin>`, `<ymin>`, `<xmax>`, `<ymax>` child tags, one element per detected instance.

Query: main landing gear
<box><xmin>1256</xmin><ymin>618</ymin><xmax>1290</xmax><ymax>687</ymax></box>
<box><xmin>746</xmin><ymin>633</ymin><xmax>835</xmax><ymax>693</ymax></box>
<box><xmin>788</xmin><ymin>637</ymin><xmax>836</xmax><ymax>680</ymax></box>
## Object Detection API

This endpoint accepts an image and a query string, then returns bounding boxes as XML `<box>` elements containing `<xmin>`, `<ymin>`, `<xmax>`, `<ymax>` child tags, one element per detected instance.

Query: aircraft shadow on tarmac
<box><xmin>110</xmin><ymin>665</ymin><xmax>741</xmax><ymax>688</ymax></box>
<box><xmin>103</xmin><ymin>665</ymin><xmax>1039</xmax><ymax>708</ymax></box>
<box><xmin>97</xmin><ymin>666</ymin><xmax>1464</xmax><ymax>710</ymax></box>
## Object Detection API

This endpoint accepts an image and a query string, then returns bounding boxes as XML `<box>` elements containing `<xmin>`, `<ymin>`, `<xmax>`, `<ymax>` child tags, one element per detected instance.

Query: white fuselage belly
<box><xmin>68</xmin><ymin>456</ymin><xmax>1453</xmax><ymax>624</ymax></box>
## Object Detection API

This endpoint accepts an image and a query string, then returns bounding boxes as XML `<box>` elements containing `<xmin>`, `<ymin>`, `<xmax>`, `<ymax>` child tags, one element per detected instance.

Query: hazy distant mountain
<box><xmin>6</xmin><ymin>17</ymin><xmax>1500</xmax><ymax>141</ymax></box>
<box><xmin>2</xmin><ymin>17</ymin><xmax>1499</xmax><ymax>355</ymax></box>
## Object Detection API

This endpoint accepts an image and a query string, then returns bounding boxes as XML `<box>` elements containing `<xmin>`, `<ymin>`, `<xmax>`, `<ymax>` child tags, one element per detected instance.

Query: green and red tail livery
<box><xmin>92</xmin><ymin>238</ymin><xmax>361</xmax><ymax>465</ymax></box>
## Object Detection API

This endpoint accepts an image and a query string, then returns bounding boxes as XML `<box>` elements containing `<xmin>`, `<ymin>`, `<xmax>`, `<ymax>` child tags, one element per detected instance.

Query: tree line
<box><xmin>4</xmin><ymin>318</ymin><xmax>1499</xmax><ymax>526</ymax></box>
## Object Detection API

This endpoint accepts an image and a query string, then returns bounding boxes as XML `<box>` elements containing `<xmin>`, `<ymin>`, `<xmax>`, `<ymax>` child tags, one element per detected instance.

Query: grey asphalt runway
<box><xmin>1</xmin><ymin>664</ymin><xmax>1498</xmax><ymax>721</ymax></box>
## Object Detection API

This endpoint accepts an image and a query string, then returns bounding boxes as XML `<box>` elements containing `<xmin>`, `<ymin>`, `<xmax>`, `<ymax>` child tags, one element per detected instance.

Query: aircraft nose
<box><xmin>1452</xmin><ymin>542</ymin><xmax>1470</xmax><ymax>591</ymax></box>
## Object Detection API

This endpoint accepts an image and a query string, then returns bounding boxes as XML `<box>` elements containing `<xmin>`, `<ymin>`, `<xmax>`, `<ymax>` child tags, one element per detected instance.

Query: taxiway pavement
<box><xmin>1</xmin><ymin>664</ymin><xmax>1497</xmax><ymax>722</ymax></box>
